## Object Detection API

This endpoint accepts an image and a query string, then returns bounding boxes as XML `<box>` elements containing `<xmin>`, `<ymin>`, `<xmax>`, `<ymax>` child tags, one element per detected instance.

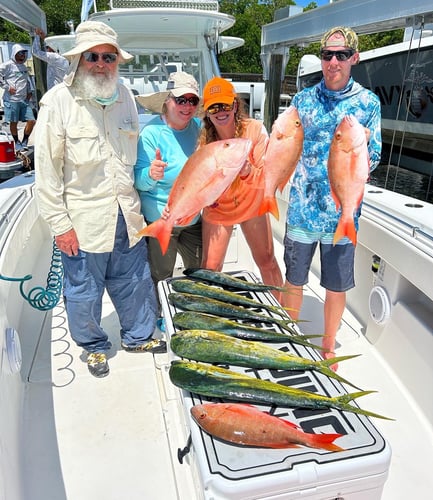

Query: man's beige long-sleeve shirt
<box><xmin>35</xmin><ymin>82</ymin><xmax>145</xmax><ymax>253</ymax></box>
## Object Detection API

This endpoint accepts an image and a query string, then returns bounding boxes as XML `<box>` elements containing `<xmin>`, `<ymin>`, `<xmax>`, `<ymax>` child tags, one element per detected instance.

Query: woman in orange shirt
<box><xmin>199</xmin><ymin>77</ymin><xmax>283</xmax><ymax>299</ymax></box>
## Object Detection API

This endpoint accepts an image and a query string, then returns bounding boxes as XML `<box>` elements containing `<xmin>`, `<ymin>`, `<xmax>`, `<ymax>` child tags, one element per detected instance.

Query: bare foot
<box><xmin>322</xmin><ymin>351</ymin><xmax>338</xmax><ymax>372</ymax></box>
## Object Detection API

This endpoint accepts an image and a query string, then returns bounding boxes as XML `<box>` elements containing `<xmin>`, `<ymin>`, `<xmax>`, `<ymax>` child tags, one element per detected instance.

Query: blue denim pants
<box><xmin>61</xmin><ymin>212</ymin><xmax>157</xmax><ymax>352</ymax></box>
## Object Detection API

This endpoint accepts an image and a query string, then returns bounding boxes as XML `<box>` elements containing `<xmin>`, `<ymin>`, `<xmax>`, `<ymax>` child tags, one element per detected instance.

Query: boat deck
<box><xmin>22</xmin><ymin>260</ymin><xmax>433</xmax><ymax>499</ymax></box>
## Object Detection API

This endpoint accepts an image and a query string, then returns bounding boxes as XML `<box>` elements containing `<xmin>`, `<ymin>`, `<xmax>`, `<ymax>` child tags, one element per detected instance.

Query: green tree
<box><xmin>218</xmin><ymin>1</ymin><xmax>295</xmax><ymax>73</ymax></box>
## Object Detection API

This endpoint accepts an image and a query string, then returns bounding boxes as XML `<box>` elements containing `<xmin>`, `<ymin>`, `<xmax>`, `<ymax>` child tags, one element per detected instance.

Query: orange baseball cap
<box><xmin>203</xmin><ymin>77</ymin><xmax>236</xmax><ymax>111</ymax></box>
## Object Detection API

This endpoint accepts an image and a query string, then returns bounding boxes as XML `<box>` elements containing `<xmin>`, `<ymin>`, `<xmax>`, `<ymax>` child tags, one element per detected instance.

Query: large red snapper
<box><xmin>260</xmin><ymin>106</ymin><xmax>303</xmax><ymax>219</ymax></box>
<box><xmin>327</xmin><ymin>115</ymin><xmax>370</xmax><ymax>246</ymax></box>
<box><xmin>191</xmin><ymin>402</ymin><xmax>344</xmax><ymax>451</ymax></box>
<box><xmin>137</xmin><ymin>138</ymin><xmax>252</xmax><ymax>254</ymax></box>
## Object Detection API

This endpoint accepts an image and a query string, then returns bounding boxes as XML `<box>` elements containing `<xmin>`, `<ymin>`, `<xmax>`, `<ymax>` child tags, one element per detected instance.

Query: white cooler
<box><xmin>159</xmin><ymin>271</ymin><xmax>391</xmax><ymax>500</ymax></box>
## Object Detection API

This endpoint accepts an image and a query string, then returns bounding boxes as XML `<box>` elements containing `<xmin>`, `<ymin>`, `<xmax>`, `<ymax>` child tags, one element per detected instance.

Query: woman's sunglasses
<box><xmin>320</xmin><ymin>49</ymin><xmax>355</xmax><ymax>61</ymax></box>
<box><xmin>83</xmin><ymin>52</ymin><xmax>118</xmax><ymax>64</ymax></box>
<box><xmin>172</xmin><ymin>96</ymin><xmax>200</xmax><ymax>106</ymax></box>
<box><xmin>207</xmin><ymin>102</ymin><xmax>235</xmax><ymax>115</ymax></box>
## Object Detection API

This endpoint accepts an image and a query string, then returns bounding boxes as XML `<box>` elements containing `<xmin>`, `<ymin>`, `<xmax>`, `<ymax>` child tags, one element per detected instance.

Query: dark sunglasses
<box><xmin>320</xmin><ymin>49</ymin><xmax>355</xmax><ymax>61</ymax></box>
<box><xmin>207</xmin><ymin>102</ymin><xmax>234</xmax><ymax>115</ymax></box>
<box><xmin>16</xmin><ymin>51</ymin><xmax>28</xmax><ymax>56</ymax></box>
<box><xmin>82</xmin><ymin>51</ymin><xmax>118</xmax><ymax>64</ymax></box>
<box><xmin>172</xmin><ymin>95</ymin><xmax>200</xmax><ymax>106</ymax></box>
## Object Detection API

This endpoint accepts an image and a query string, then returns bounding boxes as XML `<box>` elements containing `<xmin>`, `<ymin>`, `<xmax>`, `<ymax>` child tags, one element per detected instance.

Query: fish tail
<box><xmin>316</xmin><ymin>355</ymin><xmax>363</xmax><ymax>390</ymax></box>
<box><xmin>334</xmin><ymin>391</ymin><xmax>395</xmax><ymax>420</ymax></box>
<box><xmin>136</xmin><ymin>219</ymin><xmax>171</xmax><ymax>255</ymax></box>
<box><xmin>303</xmin><ymin>432</ymin><xmax>345</xmax><ymax>452</ymax></box>
<box><xmin>333</xmin><ymin>219</ymin><xmax>357</xmax><ymax>246</ymax></box>
<box><xmin>258</xmin><ymin>196</ymin><xmax>279</xmax><ymax>219</ymax></box>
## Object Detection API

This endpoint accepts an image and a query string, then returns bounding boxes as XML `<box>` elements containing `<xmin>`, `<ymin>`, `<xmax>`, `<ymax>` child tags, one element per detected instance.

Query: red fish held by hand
<box><xmin>136</xmin><ymin>138</ymin><xmax>252</xmax><ymax>254</ymax></box>
<box><xmin>260</xmin><ymin>106</ymin><xmax>303</xmax><ymax>219</ymax></box>
<box><xmin>327</xmin><ymin>115</ymin><xmax>370</xmax><ymax>246</ymax></box>
<box><xmin>191</xmin><ymin>402</ymin><xmax>344</xmax><ymax>451</ymax></box>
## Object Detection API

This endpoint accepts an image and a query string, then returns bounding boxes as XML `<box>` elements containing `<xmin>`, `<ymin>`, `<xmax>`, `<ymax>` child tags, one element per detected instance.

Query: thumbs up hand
<box><xmin>149</xmin><ymin>148</ymin><xmax>168</xmax><ymax>181</ymax></box>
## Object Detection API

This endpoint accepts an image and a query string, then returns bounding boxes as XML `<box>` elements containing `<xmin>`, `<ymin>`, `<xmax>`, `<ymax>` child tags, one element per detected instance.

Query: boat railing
<box><xmin>110</xmin><ymin>0</ymin><xmax>219</xmax><ymax>11</ymax></box>
<box><xmin>0</xmin><ymin>184</ymin><xmax>33</xmax><ymax>254</ymax></box>
<box><xmin>362</xmin><ymin>195</ymin><xmax>433</xmax><ymax>258</ymax></box>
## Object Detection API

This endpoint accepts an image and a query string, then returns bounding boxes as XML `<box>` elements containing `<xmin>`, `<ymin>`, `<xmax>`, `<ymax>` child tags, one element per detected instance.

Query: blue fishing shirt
<box><xmin>287</xmin><ymin>77</ymin><xmax>381</xmax><ymax>237</ymax></box>
<box><xmin>134</xmin><ymin>115</ymin><xmax>201</xmax><ymax>224</ymax></box>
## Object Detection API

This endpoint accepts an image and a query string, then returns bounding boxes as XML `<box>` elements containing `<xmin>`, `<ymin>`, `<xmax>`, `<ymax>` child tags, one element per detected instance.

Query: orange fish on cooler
<box><xmin>137</xmin><ymin>138</ymin><xmax>252</xmax><ymax>254</ymax></box>
<box><xmin>327</xmin><ymin>115</ymin><xmax>370</xmax><ymax>246</ymax></box>
<box><xmin>191</xmin><ymin>402</ymin><xmax>344</xmax><ymax>451</ymax></box>
<box><xmin>260</xmin><ymin>106</ymin><xmax>303</xmax><ymax>219</ymax></box>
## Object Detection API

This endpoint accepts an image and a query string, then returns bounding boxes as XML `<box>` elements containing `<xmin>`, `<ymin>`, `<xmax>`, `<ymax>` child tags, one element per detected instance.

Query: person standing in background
<box><xmin>282</xmin><ymin>26</ymin><xmax>381</xmax><ymax>368</ymax></box>
<box><xmin>134</xmin><ymin>72</ymin><xmax>202</xmax><ymax>294</ymax></box>
<box><xmin>0</xmin><ymin>44</ymin><xmax>36</xmax><ymax>147</ymax></box>
<box><xmin>199</xmin><ymin>77</ymin><xmax>284</xmax><ymax>301</ymax></box>
<box><xmin>32</xmin><ymin>28</ymin><xmax>69</xmax><ymax>90</ymax></box>
<box><xmin>34</xmin><ymin>21</ymin><xmax>165</xmax><ymax>379</ymax></box>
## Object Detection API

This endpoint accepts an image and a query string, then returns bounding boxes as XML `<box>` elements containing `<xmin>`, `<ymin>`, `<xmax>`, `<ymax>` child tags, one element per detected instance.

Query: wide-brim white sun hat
<box><xmin>63</xmin><ymin>21</ymin><xmax>133</xmax><ymax>87</ymax></box>
<box><xmin>63</xmin><ymin>20</ymin><xmax>133</xmax><ymax>63</ymax></box>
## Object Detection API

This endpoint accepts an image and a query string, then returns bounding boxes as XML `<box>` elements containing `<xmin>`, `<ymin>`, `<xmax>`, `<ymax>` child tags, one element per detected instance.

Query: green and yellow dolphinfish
<box><xmin>171</xmin><ymin>279</ymin><xmax>289</xmax><ymax>318</ymax></box>
<box><xmin>184</xmin><ymin>268</ymin><xmax>286</xmax><ymax>292</ymax></box>
<box><xmin>173</xmin><ymin>311</ymin><xmax>315</xmax><ymax>343</ymax></box>
<box><xmin>168</xmin><ymin>292</ymin><xmax>322</xmax><ymax>350</ymax></box>
<box><xmin>170</xmin><ymin>330</ymin><xmax>361</xmax><ymax>389</ymax></box>
<box><xmin>169</xmin><ymin>360</ymin><xmax>394</xmax><ymax>421</ymax></box>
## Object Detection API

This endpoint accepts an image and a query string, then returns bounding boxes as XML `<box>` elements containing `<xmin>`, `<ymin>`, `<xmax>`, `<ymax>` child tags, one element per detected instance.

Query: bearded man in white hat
<box><xmin>34</xmin><ymin>21</ymin><xmax>165</xmax><ymax>379</ymax></box>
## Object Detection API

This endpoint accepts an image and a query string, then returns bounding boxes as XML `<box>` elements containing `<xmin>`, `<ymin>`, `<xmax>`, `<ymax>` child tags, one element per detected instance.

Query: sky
<box><xmin>295</xmin><ymin>0</ymin><xmax>332</xmax><ymax>8</ymax></box>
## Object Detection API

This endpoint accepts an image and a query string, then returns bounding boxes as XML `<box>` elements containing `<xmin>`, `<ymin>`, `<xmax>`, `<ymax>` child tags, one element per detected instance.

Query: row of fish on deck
<box><xmin>138</xmin><ymin>107</ymin><xmax>368</xmax><ymax>251</ymax></box>
<box><xmin>164</xmin><ymin>268</ymin><xmax>392</xmax><ymax>452</ymax></box>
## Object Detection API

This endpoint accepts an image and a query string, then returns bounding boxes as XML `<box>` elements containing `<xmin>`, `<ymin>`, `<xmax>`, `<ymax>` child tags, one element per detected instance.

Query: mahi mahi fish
<box><xmin>327</xmin><ymin>115</ymin><xmax>370</xmax><ymax>246</ymax></box>
<box><xmin>170</xmin><ymin>360</ymin><xmax>393</xmax><ymax>420</ymax></box>
<box><xmin>191</xmin><ymin>402</ymin><xmax>344</xmax><ymax>451</ymax></box>
<box><xmin>137</xmin><ymin>138</ymin><xmax>252</xmax><ymax>254</ymax></box>
<box><xmin>259</xmin><ymin>106</ymin><xmax>303</xmax><ymax>219</ymax></box>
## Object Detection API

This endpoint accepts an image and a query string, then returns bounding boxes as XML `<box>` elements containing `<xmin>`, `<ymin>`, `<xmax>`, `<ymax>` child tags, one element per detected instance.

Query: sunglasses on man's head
<box><xmin>172</xmin><ymin>95</ymin><xmax>200</xmax><ymax>106</ymax></box>
<box><xmin>207</xmin><ymin>102</ymin><xmax>235</xmax><ymax>115</ymax></box>
<box><xmin>82</xmin><ymin>52</ymin><xmax>118</xmax><ymax>64</ymax></box>
<box><xmin>320</xmin><ymin>49</ymin><xmax>355</xmax><ymax>61</ymax></box>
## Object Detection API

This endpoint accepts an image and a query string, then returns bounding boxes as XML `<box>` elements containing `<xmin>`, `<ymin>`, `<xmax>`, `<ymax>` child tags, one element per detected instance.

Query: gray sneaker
<box><xmin>87</xmin><ymin>352</ymin><xmax>109</xmax><ymax>377</ymax></box>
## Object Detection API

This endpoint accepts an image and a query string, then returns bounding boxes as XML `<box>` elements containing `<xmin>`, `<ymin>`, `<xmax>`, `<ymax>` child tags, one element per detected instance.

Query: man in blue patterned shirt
<box><xmin>283</xmin><ymin>26</ymin><xmax>382</xmax><ymax>369</ymax></box>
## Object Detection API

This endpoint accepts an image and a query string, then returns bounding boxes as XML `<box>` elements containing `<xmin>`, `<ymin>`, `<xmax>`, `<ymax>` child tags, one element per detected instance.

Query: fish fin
<box><xmin>333</xmin><ymin>218</ymin><xmax>357</xmax><ymax>246</ymax></box>
<box><xmin>303</xmin><ymin>433</ymin><xmax>345</xmax><ymax>452</ymax></box>
<box><xmin>316</xmin><ymin>354</ymin><xmax>363</xmax><ymax>390</ymax></box>
<box><xmin>176</xmin><ymin>213</ymin><xmax>197</xmax><ymax>226</ymax></box>
<box><xmin>280</xmin><ymin>419</ymin><xmax>300</xmax><ymax>430</ymax></box>
<box><xmin>136</xmin><ymin>219</ymin><xmax>171</xmax><ymax>255</ymax></box>
<box><xmin>330</xmin><ymin>189</ymin><xmax>341</xmax><ymax>211</ymax></box>
<box><xmin>258</xmin><ymin>196</ymin><xmax>279</xmax><ymax>219</ymax></box>
<box><xmin>335</xmin><ymin>391</ymin><xmax>395</xmax><ymax>420</ymax></box>
<box><xmin>268</xmin><ymin>443</ymin><xmax>301</xmax><ymax>449</ymax></box>
<box><xmin>277</xmin><ymin>175</ymin><xmax>292</xmax><ymax>193</ymax></box>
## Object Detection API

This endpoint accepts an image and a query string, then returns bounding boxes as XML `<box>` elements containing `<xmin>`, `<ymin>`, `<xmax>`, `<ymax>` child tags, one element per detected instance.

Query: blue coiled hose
<box><xmin>0</xmin><ymin>239</ymin><xmax>63</xmax><ymax>311</ymax></box>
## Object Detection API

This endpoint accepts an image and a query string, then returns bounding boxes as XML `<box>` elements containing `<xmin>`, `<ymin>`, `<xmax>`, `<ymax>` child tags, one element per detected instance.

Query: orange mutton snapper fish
<box><xmin>191</xmin><ymin>402</ymin><xmax>344</xmax><ymax>451</ymax></box>
<box><xmin>260</xmin><ymin>106</ymin><xmax>303</xmax><ymax>220</ymax></box>
<box><xmin>137</xmin><ymin>138</ymin><xmax>252</xmax><ymax>254</ymax></box>
<box><xmin>327</xmin><ymin>115</ymin><xmax>370</xmax><ymax>246</ymax></box>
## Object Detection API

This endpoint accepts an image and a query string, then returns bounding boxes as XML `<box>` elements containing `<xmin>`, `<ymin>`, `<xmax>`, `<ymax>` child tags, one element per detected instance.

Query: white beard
<box><xmin>74</xmin><ymin>67</ymin><xmax>118</xmax><ymax>99</ymax></box>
